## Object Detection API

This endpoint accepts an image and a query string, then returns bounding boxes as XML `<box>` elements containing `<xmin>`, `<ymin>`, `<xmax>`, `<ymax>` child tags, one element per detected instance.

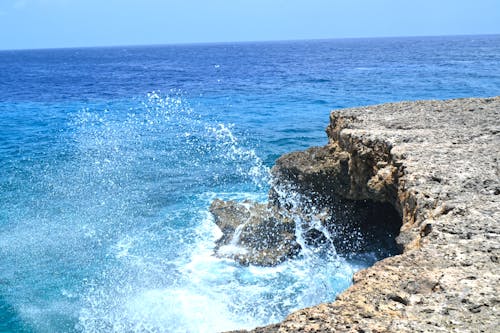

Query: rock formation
<box><xmin>222</xmin><ymin>96</ymin><xmax>500</xmax><ymax>332</ymax></box>
<box><xmin>209</xmin><ymin>199</ymin><xmax>300</xmax><ymax>266</ymax></box>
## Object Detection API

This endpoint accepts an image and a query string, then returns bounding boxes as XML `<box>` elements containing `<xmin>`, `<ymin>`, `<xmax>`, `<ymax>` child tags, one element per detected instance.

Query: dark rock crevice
<box><xmin>269</xmin><ymin>140</ymin><xmax>406</xmax><ymax>253</ymax></box>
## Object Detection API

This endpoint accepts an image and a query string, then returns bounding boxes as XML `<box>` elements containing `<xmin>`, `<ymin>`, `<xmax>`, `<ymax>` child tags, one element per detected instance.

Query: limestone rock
<box><xmin>232</xmin><ymin>96</ymin><xmax>500</xmax><ymax>332</ymax></box>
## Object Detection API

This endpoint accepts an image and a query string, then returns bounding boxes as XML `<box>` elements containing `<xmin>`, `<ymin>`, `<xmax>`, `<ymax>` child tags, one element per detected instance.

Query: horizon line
<box><xmin>0</xmin><ymin>33</ymin><xmax>499</xmax><ymax>52</ymax></box>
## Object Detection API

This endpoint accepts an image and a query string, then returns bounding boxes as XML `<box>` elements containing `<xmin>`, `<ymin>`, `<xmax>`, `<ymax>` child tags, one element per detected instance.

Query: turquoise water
<box><xmin>1</xmin><ymin>35</ymin><xmax>499</xmax><ymax>332</ymax></box>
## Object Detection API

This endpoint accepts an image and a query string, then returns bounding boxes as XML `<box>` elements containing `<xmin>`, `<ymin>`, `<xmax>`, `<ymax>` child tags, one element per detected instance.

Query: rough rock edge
<box><xmin>229</xmin><ymin>97</ymin><xmax>500</xmax><ymax>333</ymax></box>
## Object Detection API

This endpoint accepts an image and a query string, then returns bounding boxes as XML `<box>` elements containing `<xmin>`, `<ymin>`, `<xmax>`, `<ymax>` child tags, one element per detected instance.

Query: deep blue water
<box><xmin>0</xmin><ymin>35</ymin><xmax>499</xmax><ymax>332</ymax></box>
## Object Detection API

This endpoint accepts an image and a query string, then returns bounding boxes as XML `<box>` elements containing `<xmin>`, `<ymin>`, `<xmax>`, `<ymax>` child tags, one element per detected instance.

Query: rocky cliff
<box><xmin>227</xmin><ymin>97</ymin><xmax>500</xmax><ymax>332</ymax></box>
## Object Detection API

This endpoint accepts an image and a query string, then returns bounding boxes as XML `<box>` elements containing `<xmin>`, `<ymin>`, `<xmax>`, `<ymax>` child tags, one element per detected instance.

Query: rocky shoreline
<box><xmin>217</xmin><ymin>97</ymin><xmax>499</xmax><ymax>332</ymax></box>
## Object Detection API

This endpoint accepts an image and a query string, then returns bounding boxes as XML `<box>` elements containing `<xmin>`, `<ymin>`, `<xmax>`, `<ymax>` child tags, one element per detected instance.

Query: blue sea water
<box><xmin>0</xmin><ymin>35</ymin><xmax>499</xmax><ymax>332</ymax></box>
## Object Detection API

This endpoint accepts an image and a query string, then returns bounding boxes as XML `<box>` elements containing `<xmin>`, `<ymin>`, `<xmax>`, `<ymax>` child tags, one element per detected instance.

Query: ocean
<box><xmin>0</xmin><ymin>35</ymin><xmax>499</xmax><ymax>332</ymax></box>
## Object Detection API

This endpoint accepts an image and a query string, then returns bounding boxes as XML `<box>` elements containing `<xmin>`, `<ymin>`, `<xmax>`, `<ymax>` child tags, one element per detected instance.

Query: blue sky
<box><xmin>0</xmin><ymin>0</ymin><xmax>499</xmax><ymax>50</ymax></box>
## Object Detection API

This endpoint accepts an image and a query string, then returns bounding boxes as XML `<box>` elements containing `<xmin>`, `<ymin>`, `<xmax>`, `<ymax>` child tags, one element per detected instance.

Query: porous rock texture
<box><xmin>232</xmin><ymin>97</ymin><xmax>500</xmax><ymax>333</ymax></box>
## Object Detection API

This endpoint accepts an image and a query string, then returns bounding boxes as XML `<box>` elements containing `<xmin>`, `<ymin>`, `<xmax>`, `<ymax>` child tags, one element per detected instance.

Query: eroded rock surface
<box><xmin>230</xmin><ymin>97</ymin><xmax>500</xmax><ymax>332</ymax></box>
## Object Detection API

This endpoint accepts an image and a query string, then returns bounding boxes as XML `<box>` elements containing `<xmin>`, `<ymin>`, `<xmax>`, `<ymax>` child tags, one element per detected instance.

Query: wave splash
<box><xmin>72</xmin><ymin>91</ymin><xmax>275</xmax><ymax>332</ymax></box>
<box><xmin>1</xmin><ymin>92</ymin><xmax>375</xmax><ymax>333</ymax></box>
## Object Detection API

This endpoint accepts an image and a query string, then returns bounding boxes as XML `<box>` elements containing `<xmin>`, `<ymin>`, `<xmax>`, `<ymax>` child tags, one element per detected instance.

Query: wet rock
<box><xmin>209</xmin><ymin>199</ymin><xmax>300</xmax><ymax>266</ymax></box>
<box><xmin>211</xmin><ymin>192</ymin><xmax>401</xmax><ymax>267</ymax></box>
<box><xmin>232</xmin><ymin>96</ymin><xmax>500</xmax><ymax>332</ymax></box>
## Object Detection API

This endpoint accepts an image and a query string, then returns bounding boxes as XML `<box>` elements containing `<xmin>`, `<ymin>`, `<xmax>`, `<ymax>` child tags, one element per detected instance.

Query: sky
<box><xmin>0</xmin><ymin>0</ymin><xmax>499</xmax><ymax>50</ymax></box>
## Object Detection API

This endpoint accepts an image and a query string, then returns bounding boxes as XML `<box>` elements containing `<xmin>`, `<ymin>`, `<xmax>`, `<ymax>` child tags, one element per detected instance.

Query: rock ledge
<box><xmin>232</xmin><ymin>97</ymin><xmax>500</xmax><ymax>333</ymax></box>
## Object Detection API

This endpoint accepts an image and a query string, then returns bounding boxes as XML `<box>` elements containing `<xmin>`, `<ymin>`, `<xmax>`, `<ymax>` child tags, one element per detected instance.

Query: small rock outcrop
<box><xmin>209</xmin><ymin>199</ymin><xmax>300</xmax><ymax>266</ymax></box>
<box><xmin>224</xmin><ymin>96</ymin><xmax>500</xmax><ymax>332</ymax></box>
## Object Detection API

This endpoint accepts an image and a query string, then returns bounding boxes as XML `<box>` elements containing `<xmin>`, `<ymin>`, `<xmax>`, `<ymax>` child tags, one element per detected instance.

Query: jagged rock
<box><xmin>209</xmin><ymin>199</ymin><xmax>300</xmax><ymax>266</ymax></box>
<box><xmin>230</xmin><ymin>97</ymin><xmax>500</xmax><ymax>333</ymax></box>
<box><xmin>211</xmin><ymin>193</ymin><xmax>401</xmax><ymax>267</ymax></box>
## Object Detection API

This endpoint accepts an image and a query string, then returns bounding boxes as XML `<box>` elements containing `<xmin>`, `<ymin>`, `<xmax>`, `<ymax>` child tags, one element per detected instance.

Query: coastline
<box><xmin>230</xmin><ymin>96</ymin><xmax>500</xmax><ymax>332</ymax></box>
